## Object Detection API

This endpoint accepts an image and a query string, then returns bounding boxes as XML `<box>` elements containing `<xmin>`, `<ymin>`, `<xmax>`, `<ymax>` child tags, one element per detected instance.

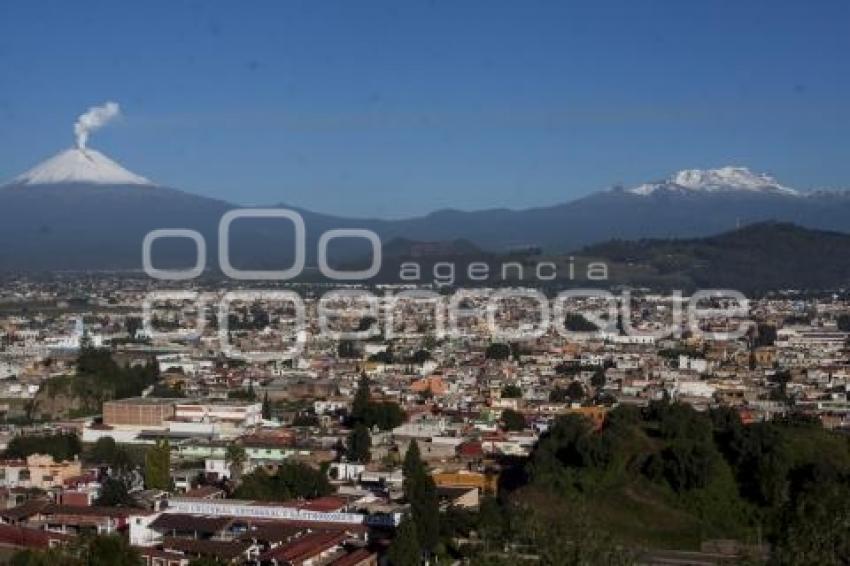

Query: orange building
<box><xmin>103</xmin><ymin>397</ymin><xmax>175</xmax><ymax>427</ymax></box>
<box><xmin>410</xmin><ymin>376</ymin><xmax>448</xmax><ymax>396</ymax></box>
<box><xmin>433</xmin><ymin>470</ymin><xmax>498</xmax><ymax>495</ymax></box>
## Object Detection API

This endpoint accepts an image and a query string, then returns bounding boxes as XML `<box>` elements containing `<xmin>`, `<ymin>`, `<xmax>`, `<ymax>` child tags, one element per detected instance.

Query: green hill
<box><xmin>468</xmin><ymin>403</ymin><xmax>850</xmax><ymax>563</ymax></box>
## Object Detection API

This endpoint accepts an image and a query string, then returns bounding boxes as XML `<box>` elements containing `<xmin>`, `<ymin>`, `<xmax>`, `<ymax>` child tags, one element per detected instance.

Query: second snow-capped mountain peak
<box><xmin>629</xmin><ymin>166</ymin><xmax>799</xmax><ymax>196</ymax></box>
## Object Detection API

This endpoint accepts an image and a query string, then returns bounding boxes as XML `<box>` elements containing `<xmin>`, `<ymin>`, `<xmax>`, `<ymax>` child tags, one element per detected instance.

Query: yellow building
<box><xmin>433</xmin><ymin>470</ymin><xmax>498</xmax><ymax>495</ymax></box>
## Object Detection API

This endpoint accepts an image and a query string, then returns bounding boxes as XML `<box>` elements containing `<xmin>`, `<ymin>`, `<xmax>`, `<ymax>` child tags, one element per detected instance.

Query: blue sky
<box><xmin>1</xmin><ymin>1</ymin><xmax>848</xmax><ymax>217</ymax></box>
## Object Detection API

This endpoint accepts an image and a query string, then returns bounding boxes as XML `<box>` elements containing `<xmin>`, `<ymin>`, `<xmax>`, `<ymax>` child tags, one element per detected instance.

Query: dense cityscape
<box><xmin>0</xmin><ymin>274</ymin><xmax>847</xmax><ymax>563</ymax></box>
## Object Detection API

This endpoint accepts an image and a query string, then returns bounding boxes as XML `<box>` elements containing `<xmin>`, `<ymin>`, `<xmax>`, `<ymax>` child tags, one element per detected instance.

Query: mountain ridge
<box><xmin>3</xmin><ymin>151</ymin><xmax>850</xmax><ymax>272</ymax></box>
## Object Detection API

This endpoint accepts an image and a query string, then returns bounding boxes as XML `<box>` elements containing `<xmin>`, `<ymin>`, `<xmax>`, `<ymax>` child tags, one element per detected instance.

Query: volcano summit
<box><xmin>9</xmin><ymin>147</ymin><xmax>154</xmax><ymax>187</ymax></box>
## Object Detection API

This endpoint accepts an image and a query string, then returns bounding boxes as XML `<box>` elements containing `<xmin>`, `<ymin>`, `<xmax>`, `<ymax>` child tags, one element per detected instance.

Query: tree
<box><xmin>720</xmin><ymin>422</ymin><xmax>790</xmax><ymax>507</ymax></box>
<box><xmin>368</xmin><ymin>348</ymin><xmax>394</xmax><ymax>364</ymax></box>
<box><xmin>23</xmin><ymin>398</ymin><xmax>39</xmax><ymax>424</ymax></box>
<box><xmin>87</xmin><ymin>437</ymin><xmax>133</xmax><ymax>475</ymax></box>
<box><xmin>402</xmin><ymin>441</ymin><xmax>440</xmax><ymax>553</ymax></box>
<box><xmin>528</xmin><ymin>413</ymin><xmax>597</xmax><ymax>477</ymax></box>
<box><xmin>410</xmin><ymin>349</ymin><xmax>430</xmax><ymax>364</ymax></box>
<box><xmin>566</xmin><ymin>380</ymin><xmax>585</xmax><ymax>402</ymax></box>
<box><xmin>649</xmin><ymin>400</ymin><xmax>713</xmax><ymax>443</ymax></box>
<box><xmin>62</xmin><ymin>347</ymin><xmax>159</xmax><ymax>414</ymax></box>
<box><xmin>228</xmin><ymin>387</ymin><xmax>256</xmax><ymax>401</ymax></box>
<box><xmin>403</xmin><ymin>439</ymin><xmax>424</xmax><ymax>484</ymax></box>
<box><xmin>485</xmin><ymin>343</ymin><xmax>511</xmax><ymax>360</ymax></box>
<box><xmin>387</xmin><ymin>517</ymin><xmax>421</xmax><ymax>565</ymax></box>
<box><xmin>149</xmin><ymin>383</ymin><xmax>185</xmax><ymax>398</ymax></box>
<box><xmin>498</xmin><ymin>390</ymin><xmax>850</xmax><ymax>563</ymax></box>
<box><xmin>564</xmin><ymin>313</ymin><xmax>599</xmax><ymax>332</ymax></box>
<box><xmin>756</xmin><ymin>323</ymin><xmax>778</xmax><ymax>347</ymax></box>
<box><xmin>88</xmin><ymin>437</ymin><xmax>117</xmax><ymax>463</ymax></box>
<box><xmin>124</xmin><ymin>316</ymin><xmax>142</xmax><ymax>339</ymax></box>
<box><xmin>590</xmin><ymin>368</ymin><xmax>606</xmax><ymax>389</ymax></box>
<box><xmin>643</xmin><ymin>440</ymin><xmax>716</xmax><ymax>492</ymax></box>
<box><xmin>774</xmin><ymin>480</ymin><xmax>850</xmax><ymax>565</ymax></box>
<box><xmin>79</xmin><ymin>331</ymin><xmax>94</xmax><ymax>352</ymax></box>
<box><xmin>501</xmin><ymin>409</ymin><xmax>526</xmax><ymax>432</ymax></box>
<box><xmin>145</xmin><ymin>439</ymin><xmax>171</xmax><ymax>490</ymax></box>
<box><xmin>226</xmin><ymin>444</ymin><xmax>247</xmax><ymax>482</ymax></box>
<box><xmin>347</xmin><ymin>424</ymin><xmax>371</xmax><ymax>463</ymax></box>
<box><xmin>9</xmin><ymin>548</ymin><xmax>74</xmax><ymax>566</ymax></box>
<box><xmin>357</xmin><ymin>316</ymin><xmax>378</xmax><ymax>332</ymax></box>
<box><xmin>337</xmin><ymin>340</ymin><xmax>359</xmax><ymax>359</ymax></box>
<box><xmin>554</xmin><ymin>361</ymin><xmax>580</xmax><ymax>376</ymax></box>
<box><xmin>350</xmin><ymin>373</ymin><xmax>405</xmax><ymax>431</ymax></box>
<box><xmin>11</xmin><ymin>534</ymin><xmax>141</xmax><ymax>566</ymax></box>
<box><xmin>501</xmin><ymin>384</ymin><xmax>522</xmax><ymax>398</ymax></box>
<box><xmin>261</xmin><ymin>392</ymin><xmax>272</xmax><ymax>420</ymax></box>
<box><xmin>82</xmin><ymin>533</ymin><xmax>141</xmax><ymax>566</ymax></box>
<box><xmin>476</xmin><ymin>496</ymin><xmax>509</xmax><ymax>548</ymax></box>
<box><xmin>233</xmin><ymin>461</ymin><xmax>332</xmax><ymax>501</ymax></box>
<box><xmin>364</xmin><ymin>402</ymin><xmax>405</xmax><ymax>431</ymax></box>
<box><xmin>95</xmin><ymin>477</ymin><xmax>135</xmax><ymax>507</ymax></box>
<box><xmin>5</xmin><ymin>433</ymin><xmax>81</xmax><ymax>462</ymax></box>
<box><xmin>292</xmin><ymin>413</ymin><xmax>320</xmax><ymax>427</ymax></box>
<box><xmin>549</xmin><ymin>386</ymin><xmax>568</xmax><ymax>402</ymax></box>
<box><xmin>518</xmin><ymin>500</ymin><xmax>635</xmax><ymax>566</ymax></box>
<box><xmin>351</xmin><ymin>372</ymin><xmax>371</xmax><ymax>422</ymax></box>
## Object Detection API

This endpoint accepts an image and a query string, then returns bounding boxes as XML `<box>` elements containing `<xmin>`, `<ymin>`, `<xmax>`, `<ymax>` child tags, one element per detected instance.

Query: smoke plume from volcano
<box><xmin>74</xmin><ymin>101</ymin><xmax>121</xmax><ymax>149</ymax></box>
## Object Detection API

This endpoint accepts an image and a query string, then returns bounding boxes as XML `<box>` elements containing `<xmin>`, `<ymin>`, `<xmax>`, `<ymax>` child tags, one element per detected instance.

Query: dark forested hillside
<box><xmin>578</xmin><ymin>222</ymin><xmax>850</xmax><ymax>292</ymax></box>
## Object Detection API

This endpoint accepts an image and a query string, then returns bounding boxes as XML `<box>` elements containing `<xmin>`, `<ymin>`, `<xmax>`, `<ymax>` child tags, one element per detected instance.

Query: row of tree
<box><xmin>231</xmin><ymin>461</ymin><xmax>332</xmax><ymax>500</ymax></box>
<box><xmin>10</xmin><ymin>534</ymin><xmax>140</xmax><ymax>566</ymax></box>
<box><xmin>346</xmin><ymin>373</ymin><xmax>406</xmax><ymax>464</ymax></box>
<box><xmin>4</xmin><ymin>432</ymin><xmax>81</xmax><ymax>462</ymax></box>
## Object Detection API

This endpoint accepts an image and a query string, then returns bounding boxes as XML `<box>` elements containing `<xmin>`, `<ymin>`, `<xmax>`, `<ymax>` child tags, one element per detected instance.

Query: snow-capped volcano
<box><xmin>8</xmin><ymin>147</ymin><xmax>154</xmax><ymax>187</ymax></box>
<box><xmin>629</xmin><ymin>166</ymin><xmax>799</xmax><ymax>196</ymax></box>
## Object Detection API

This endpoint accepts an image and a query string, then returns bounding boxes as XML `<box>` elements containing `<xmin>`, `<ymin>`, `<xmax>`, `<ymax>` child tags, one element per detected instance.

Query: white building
<box><xmin>174</xmin><ymin>401</ymin><xmax>263</xmax><ymax>428</ymax></box>
<box><xmin>679</xmin><ymin>355</ymin><xmax>709</xmax><ymax>373</ymax></box>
